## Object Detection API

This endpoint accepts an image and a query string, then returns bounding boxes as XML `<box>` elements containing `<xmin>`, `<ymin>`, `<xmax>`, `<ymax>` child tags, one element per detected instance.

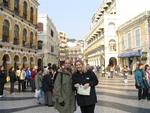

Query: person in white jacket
<box><xmin>16</xmin><ymin>67</ymin><xmax>26</xmax><ymax>92</ymax></box>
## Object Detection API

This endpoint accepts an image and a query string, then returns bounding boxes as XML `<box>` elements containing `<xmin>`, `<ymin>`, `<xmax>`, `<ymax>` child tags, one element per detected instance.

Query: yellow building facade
<box><xmin>0</xmin><ymin>0</ymin><xmax>39</xmax><ymax>71</ymax></box>
<box><xmin>117</xmin><ymin>11</ymin><xmax>150</xmax><ymax>71</ymax></box>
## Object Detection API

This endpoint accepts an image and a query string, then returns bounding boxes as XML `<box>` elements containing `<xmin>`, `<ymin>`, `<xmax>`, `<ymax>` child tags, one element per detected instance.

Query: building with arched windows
<box><xmin>84</xmin><ymin>0</ymin><xmax>118</xmax><ymax>68</ymax></box>
<box><xmin>0</xmin><ymin>0</ymin><xmax>39</xmax><ymax>71</ymax></box>
<box><xmin>84</xmin><ymin>0</ymin><xmax>150</xmax><ymax>69</ymax></box>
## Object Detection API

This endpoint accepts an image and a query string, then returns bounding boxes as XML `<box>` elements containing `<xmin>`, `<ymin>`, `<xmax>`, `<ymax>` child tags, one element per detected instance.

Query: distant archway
<box><xmin>109</xmin><ymin>57</ymin><xmax>117</xmax><ymax>66</ymax></box>
<box><xmin>38</xmin><ymin>59</ymin><xmax>43</xmax><ymax>69</ymax></box>
<box><xmin>2</xmin><ymin>54</ymin><xmax>10</xmax><ymax>72</ymax></box>
<box><xmin>23</xmin><ymin>56</ymin><xmax>27</xmax><ymax>68</ymax></box>
<box><xmin>30</xmin><ymin>57</ymin><xmax>34</xmax><ymax>68</ymax></box>
<box><xmin>14</xmin><ymin>55</ymin><xmax>20</xmax><ymax>70</ymax></box>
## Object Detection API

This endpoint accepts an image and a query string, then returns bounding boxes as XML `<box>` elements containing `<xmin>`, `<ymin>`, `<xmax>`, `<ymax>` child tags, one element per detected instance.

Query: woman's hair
<box><xmin>75</xmin><ymin>59</ymin><xmax>84</xmax><ymax>66</ymax></box>
<box><xmin>144</xmin><ymin>64</ymin><xmax>149</xmax><ymax>71</ymax></box>
<box><xmin>74</xmin><ymin>59</ymin><xmax>86</xmax><ymax>72</ymax></box>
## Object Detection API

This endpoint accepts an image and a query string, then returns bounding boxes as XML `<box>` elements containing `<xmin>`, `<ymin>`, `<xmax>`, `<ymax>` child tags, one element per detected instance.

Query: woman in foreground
<box><xmin>72</xmin><ymin>60</ymin><xmax>98</xmax><ymax>113</ymax></box>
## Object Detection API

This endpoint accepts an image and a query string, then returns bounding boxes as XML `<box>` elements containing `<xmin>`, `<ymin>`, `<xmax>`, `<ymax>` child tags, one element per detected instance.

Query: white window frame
<box><xmin>128</xmin><ymin>32</ymin><xmax>131</xmax><ymax>49</ymax></box>
<box><xmin>121</xmin><ymin>34</ymin><xmax>125</xmax><ymax>50</ymax></box>
<box><xmin>135</xmin><ymin>27</ymin><xmax>141</xmax><ymax>48</ymax></box>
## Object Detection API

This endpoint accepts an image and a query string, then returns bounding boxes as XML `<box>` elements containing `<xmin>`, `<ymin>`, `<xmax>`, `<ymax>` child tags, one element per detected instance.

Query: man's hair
<box><xmin>47</xmin><ymin>63</ymin><xmax>51</xmax><ymax>67</ymax></box>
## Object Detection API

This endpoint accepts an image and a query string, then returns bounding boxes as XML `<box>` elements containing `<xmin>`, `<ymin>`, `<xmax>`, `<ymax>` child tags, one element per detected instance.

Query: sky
<box><xmin>38</xmin><ymin>0</ymin><xmax>102</xmax><ymax>40</ymax></box>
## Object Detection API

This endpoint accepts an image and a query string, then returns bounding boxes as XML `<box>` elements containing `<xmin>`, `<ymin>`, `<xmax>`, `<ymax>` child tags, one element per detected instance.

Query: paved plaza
<box><xmin>0</xmin><ymin>76</ymin><xmax>150</xmax><ymax>113</ymax></box>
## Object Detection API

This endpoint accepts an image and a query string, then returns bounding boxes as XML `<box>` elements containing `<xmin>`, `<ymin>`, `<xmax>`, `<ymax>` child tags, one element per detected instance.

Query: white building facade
<box><xmin>38</xmin><ymin>14</ymin><xmax>59</xmax><ymax>66</ymax></box>
<box><xmin>84</xmin><ymin>0</ymin><xmax>150</xmax><ymax>68</ymax></box>
<box><xmin>84</xmin><ymin>0</ymin><xmax>118</xmax><ymax>68</ymax></box>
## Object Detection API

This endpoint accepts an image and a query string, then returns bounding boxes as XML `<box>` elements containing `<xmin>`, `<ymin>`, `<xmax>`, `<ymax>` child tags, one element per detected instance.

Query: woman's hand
<box><xmin>74</xmin><ymin>83</ymin><xmax>80</xmax><ymax>88</ymax></box>
<box><xmin>83</xmin><ymin>83</ymin><xmax>90</xmax><ymax>89</ymax></box>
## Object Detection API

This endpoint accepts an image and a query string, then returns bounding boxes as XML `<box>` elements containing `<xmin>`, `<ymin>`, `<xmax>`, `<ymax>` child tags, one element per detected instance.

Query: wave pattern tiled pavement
<box><xmin>0</xmin><ymin>76</ymin><xmax>150</xmax><ymax>113</ymax></box>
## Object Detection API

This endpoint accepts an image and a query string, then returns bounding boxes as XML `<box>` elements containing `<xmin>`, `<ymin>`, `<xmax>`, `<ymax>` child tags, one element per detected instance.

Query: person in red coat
<box><xmin>30</xmin><ymin>66</ymin><xmax>37</xmax><ymax>92</ymax></box>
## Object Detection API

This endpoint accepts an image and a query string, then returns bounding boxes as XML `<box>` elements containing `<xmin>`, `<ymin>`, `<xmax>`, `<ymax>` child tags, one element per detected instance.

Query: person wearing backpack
<box><xmin>53</xmin><ymin>59</ymin><xmax>76</xmax><ymax>113</ymax></box>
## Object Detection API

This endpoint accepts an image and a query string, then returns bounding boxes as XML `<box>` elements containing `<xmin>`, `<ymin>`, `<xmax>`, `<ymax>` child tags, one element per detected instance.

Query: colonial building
<box><xmin>68</xmin><ymin>40</ymin><xmax>84</xmax><ymax>64</ymax></box>
<box><xmin>59</xmin><ymin>32</ymin><xmax>68</xmax><ymax>62</ymax></box>
<box><xmin>37</xmin><ymin>14</ymin><xmax>59</xmax><ymax>66</ymax></box>
<box><xmin>117</xmin><ymin>11</ymin><xmax>150</xmax><ymax>71</ymax></box>
<box><xmin>84</xmin><ymin>0</ymin><xmax>150</xmax><ymax>68</ymax></box>
<box><xmin>84</xmin><ymin>0</ymin><xmax>117</xmax><ymax>68</ymax></box>
<box><xmin>0</xmin><ymin>0</ymin><xmax>39</xmax><ymax>71</ymax></box>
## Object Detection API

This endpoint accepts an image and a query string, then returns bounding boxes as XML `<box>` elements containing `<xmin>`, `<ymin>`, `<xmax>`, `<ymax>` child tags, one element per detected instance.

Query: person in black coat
<box><xmin>72</xmin><ymin>60</ymin><xmax>98</xmax><ymax>113</ymax></box>
<box><xmin>0</xmin><ymin>66</ymin><xmax>6</xmax><ymax>97</ymax></box>
<box><xmin>9</xmin><ymin>67</ymin><xmax>17</xmax><ymax>94</ymax></box>
<box><xmin>42</xmin><ymin>68</ymin><xmax>53</xmax><ymax>106</ymax></box>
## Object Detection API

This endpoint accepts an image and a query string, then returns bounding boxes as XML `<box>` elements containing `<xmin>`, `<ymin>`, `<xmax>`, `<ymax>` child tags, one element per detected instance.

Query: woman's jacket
<box><xmin>72</xmin><ymin>70</ymin><xmax>98</xmax><ymax>106</ymax></box>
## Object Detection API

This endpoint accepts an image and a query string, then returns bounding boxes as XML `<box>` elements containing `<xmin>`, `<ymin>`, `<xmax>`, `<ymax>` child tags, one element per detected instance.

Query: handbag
<box><xmin>77</xmin><ymin>85</ymin><xmax>91</xmax><ymax>96</ymax></box>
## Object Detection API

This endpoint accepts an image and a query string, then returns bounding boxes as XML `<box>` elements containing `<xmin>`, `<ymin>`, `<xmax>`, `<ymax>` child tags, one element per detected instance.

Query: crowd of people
<box><xmin>1</xmin><ymin>59</ymin><xmax>150</xmax><ymax>113</ymax></box>
<box><xmin>0</xmin><ymin>59</ymin><xmax>99</xmax><ymax>113</ymax></box>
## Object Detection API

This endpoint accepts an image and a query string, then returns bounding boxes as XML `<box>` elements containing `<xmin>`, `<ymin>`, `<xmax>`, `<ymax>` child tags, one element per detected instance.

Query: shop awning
<box><xmin>118</xmin><ymin>50</ymin><xmax>142</xmax><ymax>58</ymax></box>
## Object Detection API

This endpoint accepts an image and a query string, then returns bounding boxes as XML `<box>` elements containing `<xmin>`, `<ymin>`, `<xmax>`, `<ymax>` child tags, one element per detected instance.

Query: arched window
<box><xmin>30</xmin><ymin>32</ymin><xmax>33</xmax><ymax>48</ymax></box>
<box><xmin>14</xmin><ymin>0</ymin><xmax>19</xmax><ymax>15</ymax></box>
<box><xmin>30</xmin><ymin>7</ymin><xmax>34</xmax><ymax>23</ymax></box>
<box><xmin>2</xmin><ymin>20</ymin><xmax>10</xmax><ymax>42</ymax></box>
<box><xmin>22</xmin><ymin>29</ymin><xmax>27</xmax><ymax>47</ymax></box>
<box><xmin>109</xmin><ymin>39</ymin><xmax>116</xmax><ymax>51</ymax></box>
<box><xmin>38</xmin><ymin>40</ymin><xmax>43</xmax><ymax>49</ymax></box>
<box><xmin>23</xmin><ymin>1</ymin><xmax>27</xmax><ymax>19</ymax></box>
<box><xmin>108</xmin><ymin>23</ymin><xmax>115</xmax><ymax>36</ymax></box>
<box><xmin>3</xmin><ymin>0</ymin><xmax>9</xmax><ymax>7</ymax></box>
<box><xmin>14</xmin><ymin>25</ymin><xmax>19</xmax><ymax>45</ymax></box>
